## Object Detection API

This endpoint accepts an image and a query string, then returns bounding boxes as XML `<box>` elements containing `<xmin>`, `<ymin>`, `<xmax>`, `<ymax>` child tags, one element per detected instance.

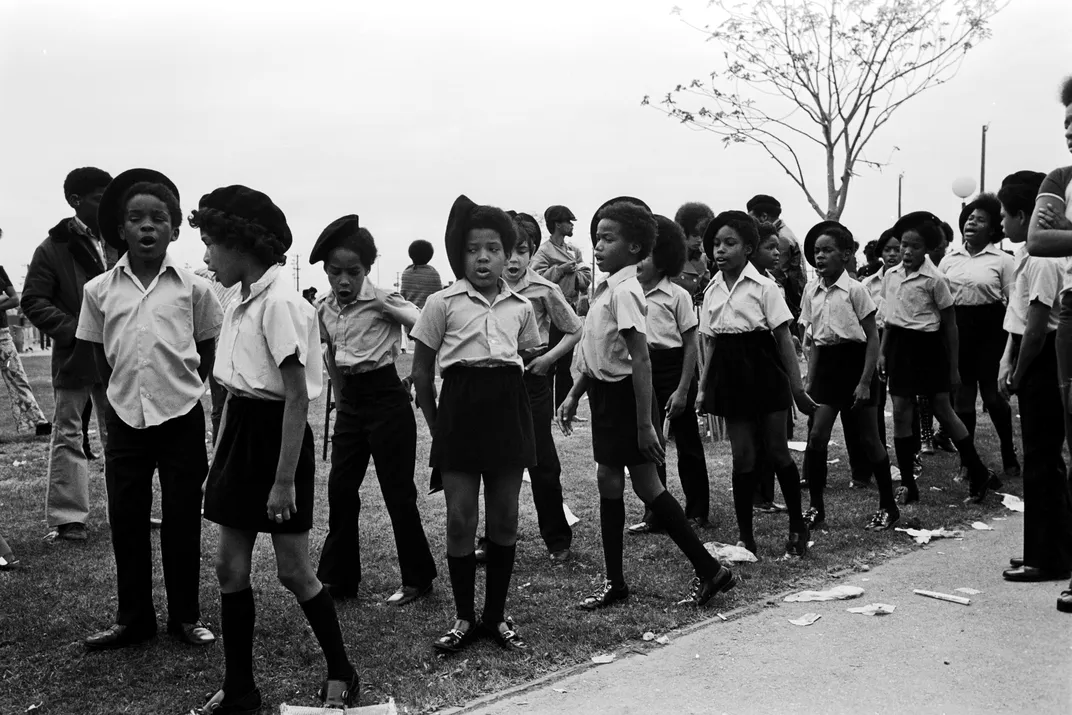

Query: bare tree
<box><xmin>644</xmin><ymin>0</ymin><xmax>1004</xmax><ymax>220</ymax></box>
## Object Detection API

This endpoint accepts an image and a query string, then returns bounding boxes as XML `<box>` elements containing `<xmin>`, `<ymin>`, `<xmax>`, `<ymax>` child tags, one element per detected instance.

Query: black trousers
<box><xmin>104</xmin><ymin>401</ymin><xmax>207</xmax><ymax>629</ymax></box>
<box><xmin>523</xmin><ymin>371</ymin><xmax>572</xmax><ymax>552</ymax></box>
<box><xmin>644</xmin><ymin>348</ymin><xmax>709</xmax><ymax>523</ymax></box>
<box><xmin>317</xmin><ymin>365</ymin><xmax>436</xmax><ymax>592</ymax></box>
<box><xmin>547</xmin><ymin>323</ymin><xmax>575</xmax><ymax>409</ymax></box>
<box><xmin>1016</xmin><ymin>333</ymin><xmax>1072</xmax><ymax>572</ymax></box>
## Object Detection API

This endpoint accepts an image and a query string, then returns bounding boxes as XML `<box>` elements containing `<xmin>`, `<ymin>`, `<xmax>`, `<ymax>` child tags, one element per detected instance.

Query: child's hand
<box><xmin>876</xmin><ymin>355</ymin><xmax>887</xmax><ymax>381</ymax></box>
<box><xmin>526</xmin><ymin>355</ymin><xmax>555</xmax><ymax>377</ymax></box>
<box><xmin>695</xmin><ymin>386</ymin><xmax>706</xmax><ymax>411</ymax></box>
<box><xmin>557</xmin><ymin>397</ymin><xmax>578</xmax><ymax>436</ymax></box>
<box><xmin>638</xmin><ymin>424</ymin><xmax>665</xmax><ymax>465</ymax></box>
<box><xmin>266</xmin><ymin>482</ymin><xmax>297</xmax><ymax>524</ymax></box>
<box><xmin>665</xmin><ymin>389</ymin><xmax>688</xmax><ymax>419</ymax></box>
<box><xmin>851</xmin><ymin>382</ymin><xmax>871</xmax><ymax>410</ymax></box>
<box><xmin>998</xmin><ymin>361</ymin><xmax>1013</xmax><ymax>400</ymax></box>
<box><xmin>793</xmin><ymin>388</ymin><xmax>819</xmax><ymax>416</ymax></box>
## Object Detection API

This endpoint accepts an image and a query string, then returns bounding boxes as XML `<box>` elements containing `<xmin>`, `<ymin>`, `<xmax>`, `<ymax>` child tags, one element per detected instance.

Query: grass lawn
<box><xmin>0</xmin><ymin>351</ymin><xmax>1022</xmax><ymax>715</ymax></box>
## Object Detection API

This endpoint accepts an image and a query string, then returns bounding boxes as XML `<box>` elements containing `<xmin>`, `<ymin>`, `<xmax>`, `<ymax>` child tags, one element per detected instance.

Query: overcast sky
<box><xmin>2</xmin><ymin>0</ymin><xmax>1070</xmax><ymax>294</ymax></box>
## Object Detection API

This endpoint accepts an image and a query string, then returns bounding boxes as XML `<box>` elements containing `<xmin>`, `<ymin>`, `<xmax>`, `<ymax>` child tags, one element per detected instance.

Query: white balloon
<box><xmin>951</xmin><ymin>176</ymin><xmax>977</xmax><ymax>199</ymax></box>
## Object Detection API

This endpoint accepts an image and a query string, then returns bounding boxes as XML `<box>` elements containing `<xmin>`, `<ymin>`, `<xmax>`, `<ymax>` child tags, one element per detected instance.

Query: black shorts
<box><xmin>702</xmin><ymin>330</ymin><xmax>791</xmax><ymax>417</ymax></box>
<box><xmin>589</xmin><ymin>377</ymin><xmax>660</xmax><ymax>466</ymax></box>
<box><xmin>809</xmin><ymin>341</ymin><xmax>877</xmax><ymax>408</ymax></box>
<box><xmin>885</xmin><ymin>326</ymin><xmax>950</xmax><ymax>397</ymax></box>
<box><xmin>203</xmin><ymin>396</ymin><xmax>316</xmax><ymax>534</ymax></box>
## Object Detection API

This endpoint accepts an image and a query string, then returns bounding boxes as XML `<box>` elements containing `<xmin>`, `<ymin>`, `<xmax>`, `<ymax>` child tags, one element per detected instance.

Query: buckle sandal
<box><xmin>895</xmin><ymin>485</ymin><xmax>919</xmax><ymax>505</ymax></box>
<box><xmin>864</xmin><ymin>509</ymin><xmax>899</xmax><ymax>531</ymax></box>
<box><xmin>785</xmin><ymin>526</ymin><xmax>810</xmax><ymax>558</ymax></box>
<box><xmin>578</xmin><ymin>580</ymin><xmax>629</xmax><ymax>610</ymax></box>
<box><xmin>433</xmin><ymin>619</ymin><xmax>477</xmax><ymax>653</ymax></box>
<box><xmin>319</xmin><ymin>672</ymin><xmax>360</xmax><ymax>709</ymax></box>
<box><xmin>803</xmin><ymin>507</ymin><xmax>824</xmax><ymax>529</ymax></box>
<box><xmin>685</xmin><ymin>567</ymin><xmax>738</xmax><ymax>607</ymax></box>
<box><xmin>483</xmin><ymin>618</ymin><xmax>528</xmax><ymax>652</ymax></box>
<box><xmin>188</xmin><ymin>688</ymin><xmax>262</xmax><ymax>715</ymax></box>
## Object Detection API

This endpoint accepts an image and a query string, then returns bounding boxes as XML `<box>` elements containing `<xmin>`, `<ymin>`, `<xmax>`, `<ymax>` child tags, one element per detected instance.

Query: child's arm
<box><xmin>877</xmin><ymin>326</ymin><xmax>891</xmax><ymax>380</ymax></box>
<box><xmin>695</xmin><ymin>333</ymin><xmax>714</xmax><ymax>410</ymax></box>
<box><xmin>998</xmin><ymin>333</ymin><xmax>1016</xmax><ymax>401</ymax></box>
<box><xmin>1008</xmin><ymin>303</ymin><xmax>1051</xmax><ymax>394</ymax></box>
<box><xmin>773</xmin><ymin>322</ymin><xmax>817</xmax><ymax>414</ymax></box>
<box><xmin>528</xmin><ymin>285</ymin><xmax>583</xmax><ymax>376</ymax></box>
<box><xmin>195</xmin><ymin>340</ymin><xmax>215</xmax><ymax>384</ymax></box>
<box><xmin>804</xmin><ymin>333</ymin><xmax>817</xmax><ymax>393</ymax></box>
<box><xmin>622</xmin><ymin>327</ymin><xmax>665</xmax><ymax>465</ymax></box>
<box><xmin>528</xmin><ymin>329</ymin><xmax>581</xmax><ymax>376</ymax></box>
<box><xmin>939</xmin><ymin>306</ymin><xmax>960</xmax><ymax>390</ymax></box>
<box><xmin>267</xmin><ymin>355</ymin><xmax>309</xmax><ymax>523</ymax></box>
<box><xmin>319</xmin><ymin>316</ymin><xmax>345</xmax><ymax>407</ymax></box>
<box><xmin>0</xmin><ymin>283</ymin><xmax>19</xmax><ymax>312</ymax></box>
<box><xmin>411</xmin><ymin>340</ymin><xmax>439</xmax><ymax>435</ymax></box>
<box><xmin>92</xmin><ymin>343</ymin><xmax>112</xmax><ymax>386</ymax></box>
<box><xmin>665</xmin><ymin>326</ymin><xmax>698</xmax><ymax>419</ymax></box>
<box><xmin>853</xmin><ymin>312</ymin><xmax>880</xmax><ymax>409</ymax></box>
<box><xmin>383</xmin><ymin>293</ymin><xmax>421</xmax><ymax>332</ymax></box>
<box><xmin>557</xmin><ymin>372</ymin><xmax>590</xmax><ymax>436</ymax></box>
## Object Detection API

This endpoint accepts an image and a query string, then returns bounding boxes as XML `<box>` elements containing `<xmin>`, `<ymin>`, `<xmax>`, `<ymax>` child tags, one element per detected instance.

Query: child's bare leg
<box><xmin>442</xmin><ymin>471</ymin><xmax>481</xmax><ymax>624</ymax></box>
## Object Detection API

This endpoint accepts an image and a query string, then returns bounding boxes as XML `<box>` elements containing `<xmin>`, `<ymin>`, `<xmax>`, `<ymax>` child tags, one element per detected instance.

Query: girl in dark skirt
<box><xmin>940</xmin><ymin>194</ymin><xmax>1018</xmax><ymax>477</ymax></box>
<box><xmin>799</xmin><ymin>221</ymin><xmax>897</xmax><ymax>531</ymax></box>
<box><xmin>696</xmin><ymin>211</ymin><xmax>817</xmax><ymax>558</ymax></box>
<box><xmin>411</xmin><ymin>195</ymin><xmax>540</xmax><ymax>654</ymax></box>
<box><xmin>879</xmin><ymin>211</ymin><xmax>994</xmax><ymax>507</ymax></box>
<box><xmin>188</xmin><ymin>186</ymin><xmax>359</xmax><ymax>715</ymax></box>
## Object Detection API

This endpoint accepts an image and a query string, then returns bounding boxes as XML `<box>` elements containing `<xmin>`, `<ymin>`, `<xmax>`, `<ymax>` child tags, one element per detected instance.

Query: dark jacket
<box><xmin>21</xmin><ymin>219</ymin><xmax>117</xmax><ymax>388</ymax></box>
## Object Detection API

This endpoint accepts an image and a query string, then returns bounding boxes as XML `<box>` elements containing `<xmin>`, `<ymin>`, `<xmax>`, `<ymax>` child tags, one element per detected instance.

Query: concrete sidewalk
<box><xmin>461</xmin><ymin>512</ymin><xmax>1071</xmax><ymax>715</ymax></box>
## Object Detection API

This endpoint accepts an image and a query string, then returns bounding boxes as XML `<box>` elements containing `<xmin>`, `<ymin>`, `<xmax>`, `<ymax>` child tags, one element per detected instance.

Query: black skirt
<box><xmin>589</xmin><ymin>377</ymin><xmax>660</xmax><ymax>466</ymax></box>
<box><xmin>955</xmin><ymin>303</ymin><xmax>1006</xmax><ymax>385</ymax></box>
<box><xmin>885</xmin><ymin>326</ymin><xmax>950</xmax><ymax>397</ymax></box>
<box><xmin>809</xmin><ymin>341</ymin><xmax>877</xmax><ymax>408</ymax></box>
<box><xmin>430</xmin><ymin>365</ymin><xmax>536</xmax><ymax>472</ymax></box>
<box><xmin>702</xmin><ymin>330</ymin><xmax>791</xmax><ymax>417</ymax></box>
<box><xmin>204</xmin><ymin>396</ymin><xmax>316</xmax><ymax>533</ymax></box>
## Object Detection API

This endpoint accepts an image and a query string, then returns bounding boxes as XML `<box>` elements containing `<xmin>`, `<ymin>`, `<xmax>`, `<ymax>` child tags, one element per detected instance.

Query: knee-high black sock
<box><xmin>599</xmin><ymin>498</ymin><xmax>626</xmax><ymax>587</ymax></box>
<box><xmin>804</xmin><ymin>447</ymin><xmax>827</xmax><ymax>520</ymax></box>
<box><xmin>893</xmin><ymin>437</ymin><xmax>918</xmax><ymax>492</ymax></box>
<box><xmin>446</xmin><ymin>553</ymin><xmax>477</xmax><ymax>623</ymax></box>
<box><xmin>731</xmin><ymin>471</ymin><xmax>755</xmax><ymax>548</ymax></box>
<box><xmin>956</xmin><ymin>411</ymin><xmax>977</xmax><ymax>441</ymax></box>
<box><xmin>954</xmin><ymin>436</ymin><xmax>988</xmax><ymax>490</ymax></box>
<box><xmin>774</xmin><ymin>461</ymin><xmax>805</xmax><ymax>531</ymax></box>
<box><xmin>873</xmin><ymin>455</ymin><xmax>898</xmax><ymax>514</ymax></box>
<box><xmin>649</xmin><ymin>491</ymin><xmax>720</xmax><ymax>579</ymax></box>
<box><xmin>990</xmin><ymin>405</ymin><xmax>1016</xmax><ymax>463</ymax></box>
<box><xmin>481</xmin><ymin>541</ymin><xmax>516</xmax><ymax>626</ymax></box>
<box><xmin>221</xmin><ymin>588</ymin><xmax>256</xmax><ymax>697</ymax></box>
<box><xmin>299</xmin><ymin>587</ymin><xmax>354</xmax><ymax>681</ymax></box>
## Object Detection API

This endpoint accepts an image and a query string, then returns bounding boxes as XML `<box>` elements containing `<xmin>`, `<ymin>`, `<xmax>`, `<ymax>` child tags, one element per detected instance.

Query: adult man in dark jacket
<box><xmin>22</xmin><ymin>167</ymin><xmax>115</xmax><ymax>541</ymax></box>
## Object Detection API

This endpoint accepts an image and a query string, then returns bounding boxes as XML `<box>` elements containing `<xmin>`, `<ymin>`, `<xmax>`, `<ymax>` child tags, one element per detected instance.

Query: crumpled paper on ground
<box><xmin>784</xmin><ymin>585</ymin><xmax>863</xmax><ymax>602</ymax></box>
<box><xmin>789</xmin><ymin>613</ymin><xmax>822</xmax><ymax>626</ymax></box>
<box><xmin>563</xmin><ymin>503</ymin><xmax>580</xmax><ymax>526</ymax></box>
<box><xmin>998</xmin><ymin>493</ymin><xmax>1025</xmax><ymax>512</ymax></box>
<box><xmin>971</xmin><ymin>521</ymin><xmax>993</xmax><ymax>531</ymax></box>
<box><xmin>704</xmin><ymin>541</ymin><xmax>759</xmax><ymax>563</ymax></box>
<box><xmin>847</xmin><ymin>603</ymin><xmax>896</xmax><ymax>616</ymax></box>
<box><xmin>591</xmin><ymin>653</ymin><xmax>616</xmax><ymax>664</ymax></box>
<box><xmin>895</xmin><ymin>527</ymin><xmax>963</xmax><ymax>545</ymax></box>
<box><xmin>280</xmin><ymin>698</ymin><xmax>397</xmax><ymax>714</ymax></box>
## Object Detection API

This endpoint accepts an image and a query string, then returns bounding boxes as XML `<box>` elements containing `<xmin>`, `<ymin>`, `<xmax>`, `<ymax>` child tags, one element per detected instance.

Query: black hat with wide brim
<box><xmin>309</xmin><ymin>215</ymin><xmax>360</xmax><ymax>264</ymax></box>
<box><xmin>97</xmin><ymin>168</ymin><xmax>180</xmax><ymax>252</ymax></box>
<box><xmin>445</xmin><ymin>195</ymin><xmax>479</xmax><ymax>280</ymax></box>
<box><xmin>803</xmin><ymin>220</ymin><xmax>853</xmax><ymax>268</ymax></box>
<box><xmin>589</xmin><ymin>196</ymin><xmax>652</xmax><ymax>246</ymax></box>
<box><xmin>891</xmin><ymin>211</ymin><xmax>945</xmax><ymax>250</ymax></box>
<box><xmin>701</xmin><ymin>210</ymin><xmax>757</xmax><ymax>264</ymax></box>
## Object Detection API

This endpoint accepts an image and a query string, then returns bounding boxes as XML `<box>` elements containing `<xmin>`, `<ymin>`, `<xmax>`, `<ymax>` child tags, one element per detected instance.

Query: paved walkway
<box><xmin>461</xmin><ymin>512</ymin><xmax>1072</xmax><ymax>715</ymax></box>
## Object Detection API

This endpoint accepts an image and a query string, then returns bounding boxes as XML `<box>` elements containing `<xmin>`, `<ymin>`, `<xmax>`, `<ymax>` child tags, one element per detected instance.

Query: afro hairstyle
<box><xmin>408</xmin><ymin>239</ymin><xmax>434</xmax><ymax>265</ymax></box>
<box><xmin>703</xmin><ymin>210</ymin><xmax>760</xmax><ymax>263</ymax></box>
<box><xmin>468</xmin><ymin>206</ymin><xmax>518</xmax><ymax>256</ymax></box>
<box><xmin>119</xmin><ymin>181</ymin><xmax>182</xmax><ymax>228</ymax></box>
<box><xmin>891</xmin><ymin>211</ymin><xmax>945</xmax><ymax>251</ymax></box>
<box><xmin>756</xmin><ymin>221</ymin><xmax>780</xmax><ymax>247</ymax></box>
<box><xmin>63</xmin><ymin>167</ymin><xmax>112</xmax><ymax>199</ymax></box>
<box><xmin>673</xmin><ymin>202</ymin><xmax>715</xmax><ymax>237</ymax></box>
<box><xmin>189</xmin><ymin>207</ymin><xmax>288</xmax><ymax>267</ymax></box>
<box><xmin>1061</xmin><ymin>75</ymin><xmax>1072</xmax><ymax>107</ymax></box>
<box><xmin>652</xmin><ymin>215</ymin><xmax>688</xmax><ymax>277</ymax></box>
<box><xmin>997</xmin><ymin>171</ymin><xmax>1047</xmax><ymax>218</ymax></box>
<box><xmin>594</xmin><ymin>201</ymin><xmax>657</xmax><ymax>260</ymax></box>
<box><xmin>958</xmin><ymin>192</ymin><xmax>1004</xmax><ymax>243</ymax></box>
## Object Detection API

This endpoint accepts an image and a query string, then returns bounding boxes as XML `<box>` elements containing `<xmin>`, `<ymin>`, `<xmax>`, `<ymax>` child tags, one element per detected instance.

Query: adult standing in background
<box><xmin>0</xmin><ymin>229</ymin><xmax>51</xmax><ymax>436</ymax></box>
<box><xmin>21</xmin><ymin>167</ymin><xmax>115</xmax><ymax>543</ymax></box>
<box><xmin>400</xmin><ymin>240</ymin><xmax>443</xmax><ymax>310</ymax></box>
<box><xmin>747</xmin><ymin>194</ymin><xmax>806</xmax><ymax>329</ymax></box>
<box><xmin>532</xmin><ymin>205</ymin><xmax>592</xmax><ymax>408</ymax></box>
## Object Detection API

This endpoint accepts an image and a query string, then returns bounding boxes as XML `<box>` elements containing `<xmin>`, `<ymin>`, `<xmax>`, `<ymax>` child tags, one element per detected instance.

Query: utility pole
<box><xmin>897</xmin><ymin>173</ymin><xmax>904</xmax><ymax>218</ymax></box>
<box><xmin>980</xmin><ymin>124</ymin><xmax>989</xmax><ymax>193</ymax></box>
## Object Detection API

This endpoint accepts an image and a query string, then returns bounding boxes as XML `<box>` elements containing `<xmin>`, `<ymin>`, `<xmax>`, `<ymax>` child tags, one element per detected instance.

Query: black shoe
<box><xmin>847</xmin><ymin>479</ymin><xmax>871</xmax><ymax>490</ymax></box>
<box><xmin>322</xmin><ymin>582</ymin><xmax>358</xmax><ymax>601</ymax></box>
<box><xmin>433</xmin><ymin>619</ymin><xmax>478</xmax><ymax>653</ymax></box>
<box><xmin>919</xmin><ymin>438</ymin><xmax>936</xmax><ymax>455</ymax></box>
<box><xmin>785</xmin><ymin>526</ymin><xmax>810</xmax><ymax>558</ymax></box>
<box><xmin>803</xmin><ymin>507</ymin><xmax>824</xmax><ymax>529</ymax></box>
<box><xmin>932</xmin><ymin>432</ymin><xmax>957</xmax><ymax>453</ymax></box>
<box><xmin>386</xmin><ymin>582</ymin><xmax>433</xmax><ymax>606</ymax></box>
<box><xmin>578</xmin><ymin>580</ymin><xmax>629</xmax><ymax>610</ymax></box>
<box><xmin>986</xmin><ymin>470</ymin><xmax>1003</xmax><ymax>491</ymax></box>
<box><xmin>548</xmin><ymin>548</ymin><xmax>572</xmax><ymax>564</ymax></box>
<box><xmin>736</xmin><ymin>538</ymin><xmax>758</xmax><ymax>555</ymax></box>
<box><xmin>84</xmin><ymin>623</ymin><xmax>156</xmax><ymax>650</ymax></box>
<box><xmin>686</xmin><ymin>566</ymin><xmax>738</xmax><ymax>607</ymax></box>
<box><xmin>1002</xmin><ymin>566</ymin><xmax>1072</xmax><ymax>582</ymax></box>
<box><xmin>167</xmin><ymin>620</ymin><xmax>216</xmax><ymax>646</ymax></box>
<box><xmin>864</xmin><ymin>508</ymin><xmax>899</xmax><ymax>531</ymax></box>
<box><xmin>188</xmin><ymin>688</ymin><xmax>262</xmax><ymax>715</ymax></box>
<box><xmin>896</xmin><ymin>485</ymin><xmax>919</xmax><ymax>505</ymax></box>
<box><xmin>627</xmin><ymin>521</ymin><xmax>664</xmax><ymax>535</ymax></box>
<box><xmin>752</xmin><ymin>501</ymin><xmax>781</xmax><ymax>514</ymax></box>
<box><xmin>687</xmin><ymin>516</ymin><xmax>709</xmax><ymax>531</ymax></box>
<box><xmin>319</xmin><ymin>672</ymin><xmax>360</xmax><ymax>708</ymax></box>
<box><xmin>1058</xmin><ymin>590</ymin><xmax>1072</xmax><ymax>614</ymax></box>
<box><xmin>483</xmin><ymin>618</ymin><xmax>528</xmax><ymax>652</ymax></box>
<box><xmin>1009</xmin><ymin>556</ymin><xmax>1024</xmax><ymax>568</ymax></box>
<box><xmin>964</xmin><ymin>468</ymin><xmax>990</xmax><ymax>504</ymax></box>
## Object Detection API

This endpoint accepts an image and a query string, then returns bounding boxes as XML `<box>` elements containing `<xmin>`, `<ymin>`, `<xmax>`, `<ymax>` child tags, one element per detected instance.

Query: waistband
<box><xmin>711</xmin><ymin>329</ymin><xmax>776</xmax><ymax>345</ymax></box>
<box><xmin>443</xmin><ymin>364</ymin><xmax>522</xmax><ymax>378</ymax></box>
<box><xmin>226</xmin><ymin>394</ymin><xmax>284</xmax><ymax>412</ymax></box>
<box><xmin>954</xmin><ymin>302</ymin><xmax>1005</xmax><ymax>315</ymax></box>
<box><xmin>336</xmin><ymin>363</ymin><xmax>400</xmax><ymax>381</ymax></box>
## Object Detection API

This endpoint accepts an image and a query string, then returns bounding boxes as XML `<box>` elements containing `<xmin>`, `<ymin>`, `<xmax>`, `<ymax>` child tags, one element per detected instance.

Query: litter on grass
<box><xmin>704</xmin><ymin>541</ymin><xmax>758</xmax><ymax>563</ymax></box>
<box><xmin>847</xmin><ymin>603</ymin><xmax>896</xmax><ymax>616</ymax></box>
<box><xmin>789</xmin><ymin>613</ymin><xmax>822</xmax><ymax>626</ymax></box>
<box><xmin>784</xmin><ymin>585</ymin><xmax>863</xmax><ymax>602</ymax></box>
<box><xmin>955</xmin><ymin>588</ymin><xmax>981</xmax><ymax>595</ymax></box>
<box><xmin>891</xmin><ymin>465</ymin><xmax>901</xmax><ymax>481</ymax></box>
<box><xmin>522</xmin><ymin>470</ymin><xmax>531</xmax><ymax>483</ymax></box>
<box><xmin>895</xmin><ymin>527</ymin><xmax>963</xmax><ymax>545</ymax></box>
<box><xmin>279</xmin><ymin>698</ymin><xmax>397</xmax><ymax>714</ymax></box>
<box><xmin>642</xmin><ymin>632</ymin><xmax>655</xmax><ymax>641</ymax></box>
<box><xmin>914</xmin><ymin>589</ymin><xmax>970</xmax><ymax>605</ymax></box>
<box><xmin>591</xmin><ymin>653</ymin><xmax>616</xmax><ymax>664</ymax></box>
<box><xmin>827</xmin><ymin>458</ymin><xmax>840</xmax><ymax>465</ymax></box>
<box><xmin>971</xmin><ymin>522</ymin><xmax>994</xmax><ymax>531</ymax></box>
<box><xmin>563</xmin><ymin>503</ymin><xmax>580</xmax><ymax>526</ymax></box>
<box><xmin>788</xmin><ymin>441</ymin><xmax>807</xmax><ymax>452</ymax></box>
<box><xmin>656</xmin><ymin>635</ymin><xmax>671</xmax><ymax>645</ymax></box>
<box><xmin>998</xmin><ymin>493</ymin><xmax>1025</xmax><ymax>512</ymax></box>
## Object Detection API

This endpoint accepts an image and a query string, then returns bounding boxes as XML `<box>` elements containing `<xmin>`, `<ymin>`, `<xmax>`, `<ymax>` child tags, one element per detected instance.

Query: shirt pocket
<box><xmin>153</xmin><ymin>304</ymin><xmax>193</xmax><ymax>348</ymax></box>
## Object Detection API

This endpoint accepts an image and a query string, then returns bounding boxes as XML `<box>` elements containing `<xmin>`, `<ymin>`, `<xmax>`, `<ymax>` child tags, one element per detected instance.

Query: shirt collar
<box><xmin>72</xmin><ymin>216</ymin><xmax>98</xmax><ymax>240</ymax></box>
<box><xmin>644</xmin><ymin>275</ymin><xmax>675</xmax><ymax>297</ymax></box>
<box><xmin>326</xmin><ymin>279</ymin><xmax>377</xmax><ymax>311</ymax></box>
<box><xmin>950</xmin><ymin>242</ymin><xmax>1003</xmax><ymax>258</ymax></box>
<box><xmin>812</xmin><ymin>270</ymin><xmax>853</xmax><ymax>294</ymax></box>
<box><xmin>443</xmin><ymin>277</ymin><xmax>521</xmax><ymax>307</ymax></box>
<box><xmin>710</xmin><ymin>261</ymin><xmax>764</xmax><ymax>290</ymax></box>
<box><xmin>241</xmin><ymin>264</ymin><xmax>283</xmax><ymax>303</ymax></box>
<box><xmin>599</xmin><ymin>264</ymin><xmax>638</xmax><ymax>291</ymax></box>
<box><xmin>116</xmin><ymin>251</ymin><xmax>182</xmax><ymax>285</ymax></box>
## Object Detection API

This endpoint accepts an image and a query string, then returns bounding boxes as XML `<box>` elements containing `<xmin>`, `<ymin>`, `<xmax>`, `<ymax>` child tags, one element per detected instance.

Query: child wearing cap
<box><xmin>411</xmin><ymin>195</ymin><xmax>540</xmax><ymax>654</ymax></box>
<box><xmin>697</xmin><ymin>211</ymin><xmax>817</xmax><ymax>558</ymax></box>
<box><xmin>309</xmin><ymin>216</ymin><xmax>437</xmax><ymax>605</ymax></box>
<box><xmin>627</xmin><ymin>215</ymin><xmax>710</xmax><ymax>534</ymax></box>
<box><xmin>879</xmin><ymin>211</ymin><xmax>994</xmax><ymax>506</ymax></box>
<box><xmin>190</xmin><ymin>186</ymin><xmax>359</xmax><ymax>713</ymax></box>
<box><xmin>76</xmin><ymin>169</ymin><xmax>222</xmax><ymax>651</ymax></box>
<box><xmin>799</xmin><ymin>221</ymin><xmax>896</xmax><ymax>530</ymax></box>
<box><xmin>559</xmin><ymin>198</ymin><xmax>736</xmax><ymax>610</ymax></box>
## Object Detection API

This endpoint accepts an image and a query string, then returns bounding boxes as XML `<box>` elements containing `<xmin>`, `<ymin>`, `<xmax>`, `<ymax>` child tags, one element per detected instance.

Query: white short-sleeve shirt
<box><xmin>881</xmin><ymin>257</ymin><xmax>954</xmax><ymax>333</ymax></box>
<box><xmin>698</xmin><ymin>261</ymin><xmax>792</xmax><ymax>336</ymax></box>
<box><xmin>799</xmin><ymin>271</ymin><xmax>876</xmax><ymax>346</ymax></box>
<box><xmin>644</xmin><ymin>277</ymin><xmax>698</xmax><ymax>349</ymax></box>
<box><xmin>939</xmin><ymin>242</ymin><xmax>1014</xmax><ymax>306</ymax></box>
<box><xmin>575</xmin><ymin>265</ymin><xmax>647</xmax><ymax>382</ymax></box>
<box><xmin>1004</xmin><ymin>244</ymin><xmax>1062</xmax><ymax>335</ymax></box>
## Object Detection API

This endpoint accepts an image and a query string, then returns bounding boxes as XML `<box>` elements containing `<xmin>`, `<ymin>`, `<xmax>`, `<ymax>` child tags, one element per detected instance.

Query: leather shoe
<box><xmin>187</xmin><ymin>688</ymin><xmax>262</xmax><ymax>715</ymax></box>
<box><xmin>579</xmin><ymin>580</ymin><xmax>629</xmax><ymax>610</ymax></box>
<box><xmin>386</xmin><ymin>582</ymin><xmax>432</xmax><ymax>606</ymax></box>
<box><xmin>686</xmin><ymin>566</ymin><xmax>737</xmax><ymax>607</ymax></box>
<box><xmin>549</xmin><ymin>548</ymin><xmax>571</xmax><ymax>564</ymax></box>
<box><xmin>627</xmin><ymin>521</ymin><xmax>664</xmax><ymax>535</ymax></box>
<box><xmin>1002</xmin><ymin>566</ymin><xmax>1071</xmax><ymax>582</ymax></box>
<box><xmin>319</xmin><ymin>672</ymin><xmax>360</xmax><ymax>708</ymax></box>
<box><xmin>1058</xmin><ymin>589</ymin><xmax>1072</xmax><ymax>614</ymax></box>
<box><xmin>168</xmin><ymin>620</ymin><xmax>216</xmax><ymax>646</ymax></box>
<box><xmin>1009</xmin><ymin>556</ymin><xmax>1024</xmax><ymax>568</ymax></box>
<box><xmin>85</xmin><ymin>623</ymin><xmax>155</xmax><ymax>650</ymax></box>
<box><xmin>483</xmin><ymin>617</ymin><xmax>528</xmax><ymax>652</ymax></box>
<box><xmin>57</xmin><ymin>523</ymin><xmax>88</xmax><ymax>541</ymax></box>
<box><xmin>433</xmin><ymin>619</ymin><xmax>478</xmax><ymax>653</ymax></box>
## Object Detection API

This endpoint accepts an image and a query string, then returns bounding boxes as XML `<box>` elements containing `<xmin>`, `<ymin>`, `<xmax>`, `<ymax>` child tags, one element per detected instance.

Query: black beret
<box><xmin>589</xmin><ymin>196</ymin><xmax>651</xmax><ymax>246</ymax></box>
<box><xmin>309</xmin><ymin>214</ymin><xmax>360</xmax><ymax>264</ymax></box>
<box><xmin>746</xmin><ymin>194</ymin><xmax>781</xmax><ymax>215</ymax></box>
<box><xmin>198</xmin><ymin>185</ymin><xmax>292</xmax><ymax>251</ymax></box>
<box><xmin>702</xmin><ymin>210</ymin><xmax>758</xmax><ymax>263</ymax></box>
<box><xmin>803</xmin><ymin>220</ymin><xmax>853</xmax><ymax>268</ymax></box>
<box><xmin>97</xmin><ymin>168</ymin><xmax>180</xmax><ymax>250</ymax></box>
<box><xmin>891</xmin><ymin>211</ymin><xmax>945</xmax><ymax>250</ymax></box>
<box><xmin>445</xmin><ymin>195</ymin><xmax>478</xmax><ymax>280</ymax></box>
<box><xmin>544</xmin><ymin>205</ymin><xmax>577</xmax><ymax>228</ymax></box>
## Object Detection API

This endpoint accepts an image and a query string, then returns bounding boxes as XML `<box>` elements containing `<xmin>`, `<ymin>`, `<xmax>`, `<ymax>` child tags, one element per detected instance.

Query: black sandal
<box><xmin>578</xmin><ymin>580</ymin><xmax>629</xmax><ymax>610</ymax></box>
<box><xmin>483</xmin><ymin>618</ymin><xmax>528</xmax><ymax>652</ymax></box>
<box><xmin>433</xmin><ymin>619</ymin><xmax>477</xmax><ymax>653</ymax></box>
